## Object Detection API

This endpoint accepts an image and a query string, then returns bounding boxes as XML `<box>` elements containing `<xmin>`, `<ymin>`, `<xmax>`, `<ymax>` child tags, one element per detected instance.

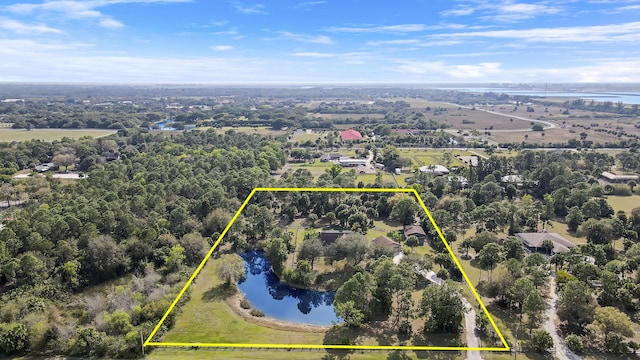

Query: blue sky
<box><xmin>1</xmin><ymin>0</ymin><xmax>639</xmax><ymax>83</ymax></box>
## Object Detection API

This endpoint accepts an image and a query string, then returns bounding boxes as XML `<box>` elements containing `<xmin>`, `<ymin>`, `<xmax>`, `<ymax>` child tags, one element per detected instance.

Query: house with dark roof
<box><xmin>403</xmin><ymin>225</ymin><xmax>426</xmax><ymax>241</ymax></box>
<box><xmin>372</xmin><ymin>236</ymin><xmax>401</xmax><ymax>254</ymax></box>
<box><xmin>340</xmin><ymin>129</ymin><xmax>363</xmax><ymax>141</ymax></box>
<box><xmin>516</xmin><ymin>232</ymin><xmax>576</xmax><ymax>254</ymax></box>
<box><xmin>319</xmin><ymin>230</ymin><xmax>353</xmax><ymax>244</ymax></box>
<box><xmin>320</xmin><ymin>153</ymin><xmax>342</xmax><ymax>162</ymax></box>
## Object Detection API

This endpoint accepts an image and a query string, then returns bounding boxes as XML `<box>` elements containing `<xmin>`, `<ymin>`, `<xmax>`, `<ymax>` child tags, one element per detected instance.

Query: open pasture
<box><xmin>0</xmin><ymin>128</ymin><xmax>116</xmax><ymax>142</ymax></box>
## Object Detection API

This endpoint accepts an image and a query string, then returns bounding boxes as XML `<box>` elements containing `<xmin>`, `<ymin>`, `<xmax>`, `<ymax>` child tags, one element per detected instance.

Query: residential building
<box><xmin>516</xmin><ymin>232</ymin><xmax>576</xmax><ymax>254</ymax></box>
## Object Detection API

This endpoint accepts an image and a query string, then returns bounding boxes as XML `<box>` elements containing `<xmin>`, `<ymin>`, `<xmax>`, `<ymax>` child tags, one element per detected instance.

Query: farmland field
<box><xmin>0</xmin><ymin>128</ymin><xmax>117</xmax><ymax>142</ymax></box>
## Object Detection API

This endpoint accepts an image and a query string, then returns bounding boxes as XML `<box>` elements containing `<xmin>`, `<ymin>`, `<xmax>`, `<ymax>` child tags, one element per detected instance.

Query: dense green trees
<box><xmin>419</xmin><ymin>284</ymin><xmax>466</xmax><ymax>333</ymax></box>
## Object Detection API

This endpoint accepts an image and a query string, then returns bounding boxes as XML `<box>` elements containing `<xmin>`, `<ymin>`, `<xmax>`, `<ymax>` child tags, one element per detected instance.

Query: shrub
<box><xmin>436</xmin><ymin>268</ymin><xmax>449</xmax><ymax>281</ymax></box>
<box><xmin>565</xmin><ymin>334</ymin><xmax>584</xmax><ymax>353</ymax></box>
<box><xmin>532</xmin><ymin>330</ymin><xmax>553</xmax><ymax>352</ymax></box>
<box><xmin>249</xmin><ymin>308</ymin><xmax>264</xmax><ymax>317</ymax></box>
<box><xmin>239</xmin><ymin>298</ymin><xmax>251</xmax><ymax>309</ymax></box>
<box><xmin>399</xmin><ymin>320</ymin><xmax>412</xmax><ymax>335</ymax></box>
<box><xmin>612</xmin><ymin>184</ymin><xmax>632</xmax><ymax>196</ymax></box>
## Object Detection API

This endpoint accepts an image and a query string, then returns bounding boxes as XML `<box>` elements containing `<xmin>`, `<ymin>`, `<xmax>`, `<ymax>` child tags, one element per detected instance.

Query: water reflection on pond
<box><xmin>237</xmin><ymin>250</ymin><xmax>340</xmax><ymax>326</ymax></box>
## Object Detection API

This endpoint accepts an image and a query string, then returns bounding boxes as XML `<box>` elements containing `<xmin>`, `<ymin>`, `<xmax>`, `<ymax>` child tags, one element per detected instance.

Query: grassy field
<box><xmin>386</xmin><ymin>98</ymin><xmax>459</xmax><ymax>110</ymax></box>
<box><xmin>198</xmin><ymin>126</ymin><xmax>287</xmax><ymax>136</ymax></box>
<box><xmin>157</xmin><ymin>249</ymin><xmax>325</xmax><ymax>346</ymax></box>
<box><xmin>0</xmin><ymin>128</ymin><xmax>116</xmax><ymax>142</ymax></box>
<box><xmin>148</xmin><ymin>348</ymin><xmax>466</xmax><ymax>360</ymax></box>
<box><xmin>397</xmin><ymin>149</ymin><xmax>472</xmax><ymax>168</ymax></box>
<box><xmin>310</xmin><ymin>113</ymin><xmax>386</xmax><ymax>120</ymax></box>
<box><xmin>606</xmin><ymin>194</ymin><xmax>640</xmax><ymax>213</ymax></box>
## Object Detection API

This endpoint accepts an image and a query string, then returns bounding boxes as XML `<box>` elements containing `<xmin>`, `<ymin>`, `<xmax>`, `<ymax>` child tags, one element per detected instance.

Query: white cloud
<box><xmin>416</xmin><ymin>40</ymin><xmax>462</xmax><ymax>47</ymax></box>
<box><xmin>277</xmin><ymin>31</ymin><xmax>333</xmax><ymax>44</ymax></box>
<box><xmin>232</xmin><ymin>2</ymin><xmax>267</xmax><ymax>14</ymax></box>
<box><xmin>366</xmin><ymin>39</ymin><xmax>422</xmax><ymax>46</ymax></box>
<box><xmin>211</xmin><ymin>20</ymin><xmax>229</xmax><ymax>26</ymax></box>
<box><xmin>4</xmin><ymin>0</ymin><xmax>191</xmax><ymax>28</ymax></box>
<box><xmin>212</xmin><ymin>45</ymin><xmax>233</xmax><ymax>51</ymax></box>
<box><xmin>395</xmin><ymin>60</ymin><xmax>502</xmax><ymax>78</ymax></box>
<box><xmin>326</xmin><ymin>24</ymin><xmax>429</xmax><ymax>33</ymax></box>
<box><xmin>440</xmin><ymin>1</ymin><xmax>563</xmax><ymax>22</ymax></box>
<box><xmin>0</xmin><ymin>16</ymin><xmax>62</xmax><ymax>34</ymax></box>
<box><xmin>292</xmin><ymin>52</ymin><xmax>335</xmax><ymax>57</ymax></box>
<box><xmin>610</xmin><ymin>4</ymin><xmax>640</xmax><ymax>12</ymax></box>
<box><xmin>293</xmin><ymin>1</ymin><xmax>326</xmax><ymax>9</ymax></box>
<box><xmin>0</xmin><ymin>39</ymin><xmax>93</xmax><ymax>55</ymax></box>
<box><xmin>440</xmin><ymin>6</ymin><xmax>475</xmax><ymax>16</ymax></box>
<box><xmin>99</xmin><ymin>17</ymin><xmax>124</xmax><ymax>28</ymax></box>
<box><xmin>435</xmin><ymin>22</ymin><xmax>640</xmax><ymax>43</ymax></box>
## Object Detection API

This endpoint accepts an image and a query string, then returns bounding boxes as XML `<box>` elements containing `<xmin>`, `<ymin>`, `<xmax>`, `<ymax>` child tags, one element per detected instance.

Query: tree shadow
<box><xmin>412</xmin><ymin>329</ymin><xmax>462</xmax><ymax>359</ymax></box>
<box><xmin>323</xmin><ymin>325</ymin><xmax>355</xmax><ymax>358</ymax></box>
<box><xmin>387</xmin><ymin>350</ymin><xmax>412</xmax><ymax>360</ymax></box>
<box><xmin>202</xmin><ymin>283</ymin><xmax>236</xmax><ymax>302</ymax></box>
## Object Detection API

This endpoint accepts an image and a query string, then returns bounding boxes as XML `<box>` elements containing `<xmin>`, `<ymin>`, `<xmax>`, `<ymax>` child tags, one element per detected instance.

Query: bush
<box><xmin>249</xmin><ymin>308</ymin><xmax>264</xmax><ymax>317</ymax></box>
<box><xmin>436</xmin><ymin>268</ymin><xmax>449</xmax><ymax>281</ymax></box>
<box><xmin>0</xmin><ymin>322</ymin><xmax>29</xmax><ymax>354</ymax></box>
<box><xmin>565</xmin><ymin>334</ymin><xmax>584</xmax><ymax>353</ymax></box>
<box><xmin>399</xmin><ymin>320</ymin><xmax>412</xmax><ymax>335</ymax></box>
<box><xmin>532</xmin><ymin>330</ymin><xmax>553</xmax><ymax>352</ymax></box>
<box><xmin>612</xmin><ymin>184</ymin><xmax>632</xmax><ymax>196</ymax></box>
<box><xmin>239</xmin><ymin>298</ymin><xmax>251</xmax><ymax>309</ymax></box>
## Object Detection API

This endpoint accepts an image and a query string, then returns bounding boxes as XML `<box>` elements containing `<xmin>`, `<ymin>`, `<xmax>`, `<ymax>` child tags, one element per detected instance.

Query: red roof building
<box><xmin>340</xmin><ymin>129</ymin><xmax>363</xmax><ymax>141</ymax></box>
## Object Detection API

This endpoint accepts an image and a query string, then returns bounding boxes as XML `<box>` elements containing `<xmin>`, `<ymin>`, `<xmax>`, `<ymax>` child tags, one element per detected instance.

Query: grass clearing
<box><xmin>159</xmin><ymin>249</ymin><xmax>325</xmax><ymax>346</ymax></box>
<box><xmin>148</xmin><ymin>348</ymin><xmax>465</xmax><ymax>360</ymax></box>
<box><xmin>198</xmin><ymin>126</ymin><xmax>287</xmax><ymax>136</ymax></box>
<box><xmin>606</xmin><ymin>194</ymin><xmax>640</xmax><ymax>213</ymax></box>
<box><xmin>0</xmin><ymin>128</ymin><xmax>116</xmax><ymax>142</ymax></box>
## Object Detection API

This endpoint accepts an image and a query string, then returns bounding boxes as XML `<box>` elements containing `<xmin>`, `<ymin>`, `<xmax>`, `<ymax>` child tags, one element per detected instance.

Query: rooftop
<box><xmin>601</xmin><ymin>171</ymin><xmax>638</xmax><ymax>181</ymax></box>
<box><xmin>516</xmin><ymin>232</ymin><xmax>576</xmax><ymax>253</ymax></box>
<box><xmin>340</xmin><ymin>129</ymin><xmax>363</xmax><ymax>141</ymax></box>
<box><xmin>418</xmin><ymin>165</ymin><xmax>449</xmax><ymax>175</ymax></box>
<box><xmin>372</xmin><ymin>236</ymin><xmax>401</xmax><ymax>250</ymax></box>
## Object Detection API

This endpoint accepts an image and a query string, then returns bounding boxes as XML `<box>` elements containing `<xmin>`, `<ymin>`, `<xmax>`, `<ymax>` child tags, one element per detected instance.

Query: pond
<box><xmin>237</xmin><ymin>250</ymin><xmax>340</xmax><ymax>326</ymax></box>
<box><xmin>152</xmin><ymin>119</ymin><xmax>196</xmax><ymax>131</ymax></box>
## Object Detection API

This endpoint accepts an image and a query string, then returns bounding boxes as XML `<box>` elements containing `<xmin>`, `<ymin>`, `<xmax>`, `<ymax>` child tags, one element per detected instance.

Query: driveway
<box><xmin>542</xmin><ymin>275</ymin><xmax>582</xmax><ymax>360</ymax></box>
<box><xmin>420</xmin><ymin>270</ymin><xmax>482</xmax><ymax>360</ymax></box>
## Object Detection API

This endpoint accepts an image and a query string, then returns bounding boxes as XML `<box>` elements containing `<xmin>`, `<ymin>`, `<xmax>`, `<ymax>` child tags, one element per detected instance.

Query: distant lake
<box><xmin>237</xmin><ymin>250</ymin><xmax>340</xmax><ymax>326</ymax></box>
<box><xmin>439</xmin><ymin>87</ymin><xmax>640</xmax><ymax>105</ymax></box>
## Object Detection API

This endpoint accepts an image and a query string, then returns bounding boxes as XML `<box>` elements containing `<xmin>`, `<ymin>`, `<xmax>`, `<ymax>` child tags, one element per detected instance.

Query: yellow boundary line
<box><xmin>144</xmin><ymin>187</ymin><xmax>510</xmax><ymax>352</ymax></box>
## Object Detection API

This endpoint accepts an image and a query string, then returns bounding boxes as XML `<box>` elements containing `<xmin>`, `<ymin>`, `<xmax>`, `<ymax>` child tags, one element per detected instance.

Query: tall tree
<box><xmin>298</xmin><ymin>237</ymin><xmax>323</xmax><ymax>269</ymax></box>
<box><xmin>557</xmin><ymin>280</ymin><xmax>595</xmax><ymax>328</ymax></box>
<box><xmin>420</xmin><ymin>284</ymin><xmax>466</xmax><ymax>334</ymax></box>
<box><xmin>523</xmin><ymin>292</ymin><xmax>546</xmax><ymax>336</ymax></box>
<box><xmin>478</xmin><ymin>243</ymin><xmax>503</xmax><ymax>279</ymax></box>
<box><xmin>216</xmin><ymin>253</ymin><xmax>246</xmax><ymax>288</ymax></box>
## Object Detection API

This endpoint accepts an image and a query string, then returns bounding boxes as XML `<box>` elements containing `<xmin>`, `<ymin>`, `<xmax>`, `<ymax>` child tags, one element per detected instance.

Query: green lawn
<box><xmin>199</xmin><ymin>126</ymin><xmax>287</xmax><ymax>136</ymax></box>
<box><xmin>291</xmin><ymin>131</ymin><xmax>324</xmax><ymax>142</ymax></box>
<box><xmin>397</xmin><ymin>149</ymin><xmax>472</xmax><ymax>168</ymax></box>
<box><xmin>606</xmin><ymin>194</ymin><xmax>640</xmax><ymax>213</ymax></box>
<box><xmin>385</xmin><ymin>98</ymin><xmax>459</xmax><ymax>110</ymax></box>
<box><xmin>147</xmin><ymin>348</ymin><xmax>465</xmax><ymax>360</ymax></box>
<box><xmin>0</xmin><ymin>128</ymin><xmax>116</xmax><ymax>142</ymax></box>
<box><xmin>157</xmin><ymin>250</ymin><xmax>325</xmax><ymax>346</ymax></box>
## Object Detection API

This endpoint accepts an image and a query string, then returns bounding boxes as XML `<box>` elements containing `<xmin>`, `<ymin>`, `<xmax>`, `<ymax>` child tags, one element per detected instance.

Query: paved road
<box><xmin>542</xmin><ymin>275</ymin><xmax>582</xmax><ymax>360</ymax></box>
<box><xmin>420</xmin><ymin>270</ymin><xmax>482</xmax><ymax>360</ymax></box>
